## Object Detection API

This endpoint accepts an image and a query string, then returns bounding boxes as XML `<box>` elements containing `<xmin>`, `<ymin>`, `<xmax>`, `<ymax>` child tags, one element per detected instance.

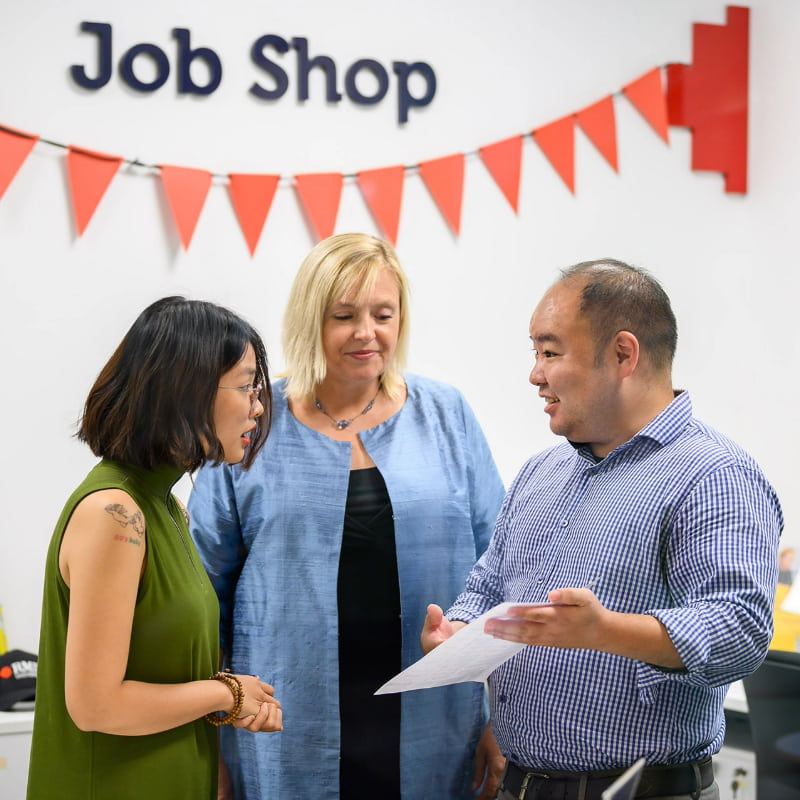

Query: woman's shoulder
<box><xmin>263</xmin><ymin>378</ymin><xmax>291</xmax><ymax>422</ymax></box>
<box><xmin>405</xmin><ymin>373</ymin><xmax>466</xmax><ymax>405</ymax></box>
<box><xmin>69</xmin><ymin>462</ymin><xmax>145</xmax><ymax>523</ymax></box>
<box><xmin>271</xmin><ymin>376</ymin><xmax>289</xmax><ymax>391</ymax></box>
<box><xmin>72</xmin><ymin>487</ymin><xmax>143</xmax><ymax>530</ymax></box>
<box><xmin>64</xmin><ymin>460</ymin><xmax>136</xmax><ymax>509</ymax></box>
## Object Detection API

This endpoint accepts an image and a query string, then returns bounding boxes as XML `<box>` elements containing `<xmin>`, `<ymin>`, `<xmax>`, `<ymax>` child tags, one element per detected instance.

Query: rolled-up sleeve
<box><xmin>638</xmin><ymin>463</ymin><xmax>782</xmax><ymax>689</ymax></box>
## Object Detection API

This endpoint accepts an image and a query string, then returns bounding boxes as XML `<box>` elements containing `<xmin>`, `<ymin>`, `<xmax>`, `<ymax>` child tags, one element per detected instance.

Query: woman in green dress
<box><xmin>27</xmin><ymin>297</ymin><xmax>282</xmax><ymax>800</ymax></box>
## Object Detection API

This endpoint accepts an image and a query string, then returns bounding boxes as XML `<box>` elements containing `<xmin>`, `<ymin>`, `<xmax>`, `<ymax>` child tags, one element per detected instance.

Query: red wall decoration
<box><xmin>666</xmin><ymin>6</ymin><xmax>749</xmax><ymax>193</ymax></box>
<box><xmin>0</xmin><ymin>6</ymin><xmax>749</xmax><ymax>254</ymax></box>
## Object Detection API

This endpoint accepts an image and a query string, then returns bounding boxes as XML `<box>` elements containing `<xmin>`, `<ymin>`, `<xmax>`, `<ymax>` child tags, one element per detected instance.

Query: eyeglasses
<box><xmin>217</xmin><ymin>382</ymin><xmax>264</xmax><ymax>410</ymax></box>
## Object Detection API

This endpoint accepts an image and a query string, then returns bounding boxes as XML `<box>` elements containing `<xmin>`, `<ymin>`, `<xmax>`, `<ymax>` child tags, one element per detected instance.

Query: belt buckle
<box><xmin>518</xmin><ymin>770</ymin><xmax>550</xmax><ymax>800</ymax></box>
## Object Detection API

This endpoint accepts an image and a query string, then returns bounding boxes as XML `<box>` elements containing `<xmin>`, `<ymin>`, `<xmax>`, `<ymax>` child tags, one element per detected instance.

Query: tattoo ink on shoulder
<box><xmin>128</xmin><ymin>511</ymin><xmax>144</xmax><ymax>536</ymax></box>
<box><xmin>105</xmin><ymin>503</ymin><xmax>145</xmax><ymax>547</ymax></box>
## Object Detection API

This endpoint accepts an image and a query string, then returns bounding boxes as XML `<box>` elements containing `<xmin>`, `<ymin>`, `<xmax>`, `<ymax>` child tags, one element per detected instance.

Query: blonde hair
<box><xmin>282</xmin><ymin>233</ymin><xmax>410</xmax><ymax>402</ymax></box>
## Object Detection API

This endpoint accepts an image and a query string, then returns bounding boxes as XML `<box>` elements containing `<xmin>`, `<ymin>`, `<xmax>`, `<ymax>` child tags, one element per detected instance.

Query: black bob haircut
<box><xmin>77</xmin><ymin>296</ymin><xmax>272</xmax><ymax>472</ymax></box>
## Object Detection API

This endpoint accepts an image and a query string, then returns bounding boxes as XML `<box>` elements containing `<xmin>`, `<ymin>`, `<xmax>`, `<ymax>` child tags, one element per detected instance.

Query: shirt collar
<box><xmin>634</xmin><ymin>389</ymin><xmax>691</xmax><ymax>447</ymax></box>
<box><xmin>570</xmin><ymin>390</ymin><xmax>692</xmax><ymax>463</ymax></box>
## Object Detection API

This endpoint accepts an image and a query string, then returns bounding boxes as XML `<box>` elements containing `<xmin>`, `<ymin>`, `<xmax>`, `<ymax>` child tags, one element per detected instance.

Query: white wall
<box><xmin>1</xmin><ymin>0</ymin><xmax>797</xmax><ymax>653</ymax></box>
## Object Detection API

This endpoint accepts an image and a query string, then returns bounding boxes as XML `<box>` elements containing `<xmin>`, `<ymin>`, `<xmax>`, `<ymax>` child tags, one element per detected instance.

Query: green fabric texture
<box><xmin>27</xmin><ymin>459</ymin><xmax>219</xmax><ymax>800</ymax></box>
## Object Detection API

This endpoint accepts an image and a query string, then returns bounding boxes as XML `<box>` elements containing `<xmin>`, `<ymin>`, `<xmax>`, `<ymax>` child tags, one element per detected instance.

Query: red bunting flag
<box><xmin>357</xmin><ymin>165</ymin><xmax>405</xmax><ymax>246</ymax></box>
<box><xmin>228</xmin><ymin>173</ymin><xmax>280</xmax><ymax>256</ymax></box>
<box><xmin>533</xmin><ymin>115</ymin><xmax>575</xmax><ymax>194</ymax></box>
<box><xmin>479</xmin><ymin>135</ymin><xmax>523</xmax><ymax>213</ymax></box>
<box><xmin>159</xmin><ymin>165</ymin><xmax>212</xmax><ymax>251</ymax></box>
<box><xmin>576</xmin><ymin>96</ymin><xmax>619</xmax><ymax>172</ymax></box>
<box><xmin>623</xmin><ymin>68</ymin><xmax>670</xmax><ymax>144</ymax></box>
<box><xmin>66</xmin><ymin>146</ymin><xmax>123</xmax><ymax>236</ymax></box>
<box><xmin>418</xmin><ymin>153</ymin><xmax>464</xmax><ymax>235</ymax></box>
<box><xmin>0</xmin><ymin>126</ymin><xmax>39</xmax><ymax>201</ymax></box>
<box><xmin>294</xmin><ymin>173</ymin><xmax>343</xmax><ymax>242</ymax></box>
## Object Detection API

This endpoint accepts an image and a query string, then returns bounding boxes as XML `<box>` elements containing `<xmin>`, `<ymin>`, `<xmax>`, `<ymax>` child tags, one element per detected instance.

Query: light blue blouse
<box><xmin>188</xmin><ymin>374</ymin><xmax>505</xmax><ymax>799</ymax></box>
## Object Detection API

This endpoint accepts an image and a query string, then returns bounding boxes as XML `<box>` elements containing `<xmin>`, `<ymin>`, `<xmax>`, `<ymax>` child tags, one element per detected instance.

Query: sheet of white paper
<box><xmin>375</xmin><ymin>602</ymin><xmax>547</xmax><ymax>695</ymax></box>
<box><xmin>781</xmin><ymin>575</ymin><xmax>800</xmax><ymax>615</ymax></box>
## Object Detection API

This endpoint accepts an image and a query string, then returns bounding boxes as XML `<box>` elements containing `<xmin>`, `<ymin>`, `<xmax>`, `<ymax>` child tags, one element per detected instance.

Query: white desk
<box><xmin>718</xmin><ymin>682</ymin><xmax>755</xmax><ymax>800</ymax></box>
<box><xmin>723</xmin><ymin>680</ymin><xmax>748</xmax><ymax>714</ymax></box>
<box><xmin>0</xmin><ymin>710</ymin><xmax>34</xmax><ymax>800</ymax></box>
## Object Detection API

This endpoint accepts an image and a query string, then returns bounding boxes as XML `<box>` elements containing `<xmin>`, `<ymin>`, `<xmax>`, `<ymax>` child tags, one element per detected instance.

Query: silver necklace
<box><xmin>314</xmin><ymin>389</ymin><xmax>380</xmax><ymax>430</ymax></box>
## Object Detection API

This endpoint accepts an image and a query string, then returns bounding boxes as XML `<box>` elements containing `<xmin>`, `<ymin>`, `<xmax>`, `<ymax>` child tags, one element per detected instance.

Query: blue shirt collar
<box><xmin>571</xmin><ymin>390</ymin><xmax>692</xmax><ymax>463</ymax></box>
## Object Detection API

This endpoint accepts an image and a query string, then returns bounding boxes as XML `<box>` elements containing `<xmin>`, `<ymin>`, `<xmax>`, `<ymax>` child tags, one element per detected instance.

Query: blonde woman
<box><xmin>190</xmin><ymin>234</ymin><xmax>506</xmax><ymax>799</ymax></box>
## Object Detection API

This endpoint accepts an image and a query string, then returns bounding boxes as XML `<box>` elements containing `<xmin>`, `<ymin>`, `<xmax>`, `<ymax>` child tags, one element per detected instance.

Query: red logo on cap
<box><xmin>0</xmin><ymin>666</ymin><xmax>12</xmax><ymax>679</ymax></box>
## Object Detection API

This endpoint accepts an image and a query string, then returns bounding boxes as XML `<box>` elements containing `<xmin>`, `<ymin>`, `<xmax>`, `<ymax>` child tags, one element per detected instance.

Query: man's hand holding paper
<box><xmin>377</xmin><ymin>601</ymin><xmax>559</xmax><ymax>696</ymax></box>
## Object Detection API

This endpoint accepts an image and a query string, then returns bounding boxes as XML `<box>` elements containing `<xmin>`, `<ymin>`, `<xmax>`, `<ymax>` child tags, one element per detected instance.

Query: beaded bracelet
<box><xmin>205</xmin><ymin>671</ymin><xmax>244</xmax><ymax>726</ymax></box>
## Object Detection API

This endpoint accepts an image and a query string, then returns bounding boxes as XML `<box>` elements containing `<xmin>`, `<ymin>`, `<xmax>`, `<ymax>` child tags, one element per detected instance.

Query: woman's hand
<box><xmin>472</xmin><ymin>723</ymin><xmax>506</xmax><ymax>799</ymax></box>
<box><xmin>231</xmin><ymin>675</ymin><xmax>283</xmax><ymax>733</ymax></box>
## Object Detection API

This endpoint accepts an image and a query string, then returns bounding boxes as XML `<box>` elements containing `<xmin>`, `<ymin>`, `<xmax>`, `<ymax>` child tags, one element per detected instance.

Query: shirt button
<box><xmin>498</xmin><ymin>694</ymin><xmax>507</xmax><ymax>703</ymax></box>
<box><xmin>561</xmin><ymin>520</ymin><xmax>568</xmax><ymax>527</ymax></box>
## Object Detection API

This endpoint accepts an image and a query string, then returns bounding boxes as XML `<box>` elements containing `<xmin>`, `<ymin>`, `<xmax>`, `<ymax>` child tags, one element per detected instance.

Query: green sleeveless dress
<box><xmin>27</xmin><ymin>460</ymin><xmax>219</xmax><ymax>800</ymax></box>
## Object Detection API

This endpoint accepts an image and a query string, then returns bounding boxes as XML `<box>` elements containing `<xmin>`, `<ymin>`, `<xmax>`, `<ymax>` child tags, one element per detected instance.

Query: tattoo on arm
<box><xmin>105</xmin><ymin>503</ymin><xmax>145</xmax><ymax>546</ymax></box>
<box><xmin>128</xmin><ymin>511</ymin><xmax>144</xmax><ymax>536</ymax></box>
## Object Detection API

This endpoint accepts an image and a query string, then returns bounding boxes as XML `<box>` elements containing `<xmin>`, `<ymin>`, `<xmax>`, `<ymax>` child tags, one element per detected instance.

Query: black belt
<box><xmin>501</xmin><ymin>757</ymin><xmax>714</xmax><ymax>800</ymax></box>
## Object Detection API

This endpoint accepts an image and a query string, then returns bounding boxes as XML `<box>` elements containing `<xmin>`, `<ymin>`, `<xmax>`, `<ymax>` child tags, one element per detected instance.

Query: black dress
<box><xmin>338</xmin><ymin>467</ymin><xmax>402</xmax><ymax>799</ymax></box>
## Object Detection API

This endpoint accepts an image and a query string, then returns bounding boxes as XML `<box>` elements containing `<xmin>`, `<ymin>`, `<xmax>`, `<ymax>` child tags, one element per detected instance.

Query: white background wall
<box><xmin>0</xmin><ymin>0</ymin><xmax>797</xmax><ymax>653</ymax></box>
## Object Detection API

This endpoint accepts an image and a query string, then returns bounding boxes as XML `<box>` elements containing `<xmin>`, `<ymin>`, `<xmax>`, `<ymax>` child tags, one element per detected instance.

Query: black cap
<box><xmin>0</xmin><ymin>650</ymin><xmax>37</xmax><ymax>711</ymax></box>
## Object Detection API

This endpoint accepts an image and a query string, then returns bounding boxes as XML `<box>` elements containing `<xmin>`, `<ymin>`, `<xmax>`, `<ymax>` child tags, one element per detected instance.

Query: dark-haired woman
<box><xmin>27</xmin><ymin>297</ymin><xmax>282</xmax><ymax>800</ymax></box>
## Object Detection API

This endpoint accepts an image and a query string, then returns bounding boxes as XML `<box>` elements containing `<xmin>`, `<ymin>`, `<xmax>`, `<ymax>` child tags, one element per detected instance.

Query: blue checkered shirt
<box><xmin>447</xmin><ymin>391</ymin><xmax>783</xmax><ymax>770</ymax></box>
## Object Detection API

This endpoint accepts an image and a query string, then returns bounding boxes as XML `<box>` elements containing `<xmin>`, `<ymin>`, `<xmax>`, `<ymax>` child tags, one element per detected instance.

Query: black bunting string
<box><xmin>0</xmin><ymin>80</ymin><xmax>646</xmax><ymax>183</ymax></box>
